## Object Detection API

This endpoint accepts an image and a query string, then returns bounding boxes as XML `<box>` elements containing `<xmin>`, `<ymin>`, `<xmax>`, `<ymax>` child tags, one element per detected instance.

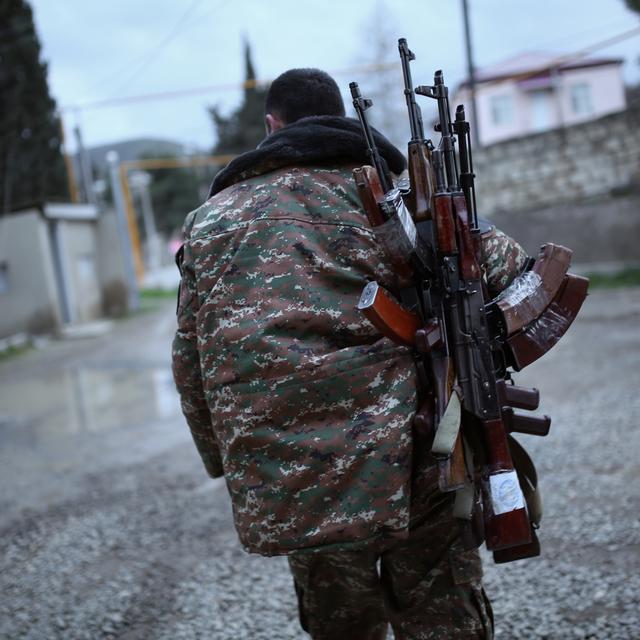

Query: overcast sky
<box><xmin>29</xmin><ymin>0</ymin><xmax>640</xmax><ymax>153</ymax></box>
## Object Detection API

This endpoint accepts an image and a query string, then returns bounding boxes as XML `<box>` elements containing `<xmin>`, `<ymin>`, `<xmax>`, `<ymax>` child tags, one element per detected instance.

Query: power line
<box><xmin>81</xmin><ymin>0</ymin><xmax>227</xmax><ymax>99</ymax></box>
<box><xmin>110</xmin><ymin>0</ymin><xmax>207</xmax><ymax>95</ymax></box>
<box><xmin>62</xmin><ymin>62</ymin><xmax>401</xmax><ymax>112</ymax></box>
<box><xmin>529</xmin><ymin>17</ymin><xmax>633</xmax><ymax>53</ymax></box>
<box><xmin>463</xmin><ymin>25</ymin><xmax>640</xmax><ymax>88</ymax></box>
<box><xmin>62</xmin><ymin>24</ymin><xmax>640</xmax><ymax>115</ymax></box>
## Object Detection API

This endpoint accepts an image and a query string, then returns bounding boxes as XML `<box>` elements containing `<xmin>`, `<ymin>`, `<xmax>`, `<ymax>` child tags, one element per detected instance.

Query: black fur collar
<box><xmin>208</xmin><ymin>116</ymin><xmax>406</xmax><ymax>196</ymax></box>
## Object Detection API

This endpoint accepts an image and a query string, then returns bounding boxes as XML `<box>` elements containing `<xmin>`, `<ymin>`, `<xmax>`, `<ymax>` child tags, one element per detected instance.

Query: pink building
<box><xmin>453</xmin><ymin>52</ymin><xmax>626</xmax><ymax>146</ymax></box>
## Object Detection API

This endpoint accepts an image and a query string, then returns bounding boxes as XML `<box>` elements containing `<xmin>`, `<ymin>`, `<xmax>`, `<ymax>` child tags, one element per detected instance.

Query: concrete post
<box><xmin>130</xmin><ymin>171</ymin><xmax>162</xmax><ymax>271</ymax></box>
<box><xmin>107</xmin><ymin>151</ymin><xmax>140</xmax><ymax>311</ymax></box>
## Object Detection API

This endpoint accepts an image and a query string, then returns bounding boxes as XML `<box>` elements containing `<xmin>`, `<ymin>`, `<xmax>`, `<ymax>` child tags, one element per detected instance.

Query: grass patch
<box><xmin>0</xmin><ymin>343</ymin><xmax>32</xmax><ymax>362</ymax></box>
<box><xmin>140</xmin><ymin>287</ymin><xmax>178</xmax><ymax>299</ymax></box>
<box><xmin>136</xmin><ymin>288</ymin><xmax>178</xmax><ymax>315</ymax></box>
<box><xmin>586</xmin><ymin>267</ymin><xmax>640</xmax><ymax>289</ymax></box>
<box><xmin>111</xmin><ymin>288</ymin><xmax>177</xmax><ymax>322</ymax></box>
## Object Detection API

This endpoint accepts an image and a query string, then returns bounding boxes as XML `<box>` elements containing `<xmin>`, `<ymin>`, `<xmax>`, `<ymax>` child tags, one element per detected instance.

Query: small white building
<box><xmin>0</xmin><ymin>203</ymin><xmax>132</xmax><ymax>339</ymax></box>
<box><xmin>454</xmin><ymin>52</ymin><xmax>626</xmax><ymax>146</ymax></box>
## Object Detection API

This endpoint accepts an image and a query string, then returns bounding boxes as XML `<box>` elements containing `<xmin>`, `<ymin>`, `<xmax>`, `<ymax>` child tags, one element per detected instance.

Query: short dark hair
<box><xmin>264</xmin><ymin>68</ymin><xmax>345</xmax><ymax>124</ymax></box>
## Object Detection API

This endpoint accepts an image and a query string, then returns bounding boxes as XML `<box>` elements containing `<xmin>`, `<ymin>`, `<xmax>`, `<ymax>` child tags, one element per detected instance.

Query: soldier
<box><xmin>172</xmin><ymin>68</ymin><xmax>527</xmax><ymax>639</ymax></box>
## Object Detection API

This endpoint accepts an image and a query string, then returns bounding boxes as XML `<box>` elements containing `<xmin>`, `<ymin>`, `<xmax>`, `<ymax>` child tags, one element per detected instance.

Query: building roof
<box><xmin>2</xmin><ymin>202</ymin><xmax>99</xmax><ymax>221</ymax></box>
<box><xmin>458</xmin><ymin>51</ymin><xmax>623</xmax><ymax>88</ymax></box>
<box><xmin>42</xmin><ymin>203</ymin><xmax>99</xmax><ymax>221</ymax></box>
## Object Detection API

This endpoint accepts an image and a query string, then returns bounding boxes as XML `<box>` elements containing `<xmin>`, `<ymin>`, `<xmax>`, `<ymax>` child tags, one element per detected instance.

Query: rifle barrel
<box><xmin>398</xmin><ymin>38</ymin><xmax>424</xmax><ymax>141</ymax></box>
<box><xmin>454</xmin><ymin>105</ymin><xmax>478</xmax><ymax>229</ymax></box>
<box><xmin>349</xmin><ymin>82</ymin><xmax>393</xmax><ymax>193</ymax></box>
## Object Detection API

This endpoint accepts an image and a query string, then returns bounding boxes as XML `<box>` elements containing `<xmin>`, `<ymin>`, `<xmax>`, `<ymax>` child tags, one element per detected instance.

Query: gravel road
<box><xmin>0</xmin><ymin>288</ymin><xmax>638</xmax><ymax>640</ymax></box>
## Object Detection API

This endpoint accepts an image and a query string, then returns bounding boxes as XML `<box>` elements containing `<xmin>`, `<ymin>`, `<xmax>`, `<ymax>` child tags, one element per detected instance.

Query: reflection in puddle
<box><xmin>0</xmin><ymin>366</ymin><xmax>180</xmax><ymax>442</ymax></box>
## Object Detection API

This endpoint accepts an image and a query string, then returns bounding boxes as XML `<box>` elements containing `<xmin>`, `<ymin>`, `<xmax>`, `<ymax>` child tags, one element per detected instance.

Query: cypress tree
<box><xmin>0</xmin><ymin>0</ymin><xmax>68</xmax><ymax>213</ymax></box>
<box><xmin>625</xmin><ymin>0</ymin><xmax>640</xmax><ymax>13</ymax></box>
<box><xmin>209</xmin><ymin>41</ymin><xmax>268</xmax><ymax>156</ymax></box>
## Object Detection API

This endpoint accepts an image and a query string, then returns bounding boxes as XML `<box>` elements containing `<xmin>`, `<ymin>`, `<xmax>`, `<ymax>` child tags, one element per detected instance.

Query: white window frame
<box><xmin>490</xmin><ymin>95</ymin><xmax>515</xmax><ymax>126</ymax></box>
<box><xmin>570</xmin><ymin>83</ymin><xmax>593</xmax><ymax>115</ymax></box>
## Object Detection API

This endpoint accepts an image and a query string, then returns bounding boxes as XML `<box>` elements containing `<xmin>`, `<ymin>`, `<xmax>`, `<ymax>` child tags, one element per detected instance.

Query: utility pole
<box><xmin>74</xmin><ymin>125</ymin><xmax>96</xmax><ymax>205</ymax></box>
<box><xmin>107</xmin><ymin>151</ymin><xmax>139</xmax><ymax>312</ymax></box>
<box><xmin>461</xmin><ymin>0</ymin><xmax>480</xmax><ymax>147</ymax></box>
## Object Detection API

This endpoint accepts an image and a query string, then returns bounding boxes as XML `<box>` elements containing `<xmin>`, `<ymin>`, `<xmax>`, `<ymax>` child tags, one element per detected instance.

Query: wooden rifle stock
<box><xmin>453</xmin><ymin>193</ymin><xmax>481</xmax><ymax>281</ymax></box>
<box><xmin>432</xmin><ymin>193</ymin><xmax>458</xmax><ymax>255</ymax></box>
<box><xmin>357</xmin><ymin>281</ymin><xmax>421</xmax><ymax>346</ymax></box>
<box><xmin>493</xmin><ymin>526</ymin><xmax>540</xmax><ymax>563</ymax></box>
<box><xmin>406</xmin><ymin>142</ymin><xmax>436</xmax><ymax>222</ymax></box>
<box><xmin>353</xmin><ymin>166</ymin><xmax>386</xmax><ymax>227</ymax></box>
<box><xmin>480</xmin><ymin>417</ymin><xmax>532</xmax><ymax>550</ymax></box>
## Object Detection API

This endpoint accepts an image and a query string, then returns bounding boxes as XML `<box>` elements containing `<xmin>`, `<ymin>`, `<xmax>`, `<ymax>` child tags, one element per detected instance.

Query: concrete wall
<box><xmin>488</xmin><ymin>194</ymin><xmax>640</xmax><ymax>267</ymax></box>
<box><xmin>0</xmin><ymin>204</ymin><xmax>138</xmax><ymax>338</ymax></box>
<box><xmin>474</xmin><ymin>105</ymin><xmax>640</xmax><ymax>215</ymax></box>
<box><xmin>57</xmin><ymin>220</ymin><xmax>102</xmax><ymax>324</ymax></box>
<box><xmin>558</xmin><ymin>65</ymin><xmax>626</xmax><ymax>128</ymax></box>
<box><xmin>95</xmin><ymin>209</ymin><xmax>130</xmax><ymax>316</ymax></box>
<box><xmin>0</xmin><ymin>212</ymin><xmax>62</xmax><ymax>337</ymax></box>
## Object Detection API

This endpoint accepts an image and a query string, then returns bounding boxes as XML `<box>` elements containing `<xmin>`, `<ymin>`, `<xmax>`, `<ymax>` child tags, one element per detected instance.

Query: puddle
<box><xmin>0</xmin><ymin>366</ymin><xmax>181</xmax><ymax>443</ymax></box>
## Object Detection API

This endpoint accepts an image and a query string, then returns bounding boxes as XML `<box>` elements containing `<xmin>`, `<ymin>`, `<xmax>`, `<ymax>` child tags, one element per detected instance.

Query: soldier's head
<box><xmin>264</xmin><ymin>68</ymin><xmax>345</xmax><ymax>135</ymax></box>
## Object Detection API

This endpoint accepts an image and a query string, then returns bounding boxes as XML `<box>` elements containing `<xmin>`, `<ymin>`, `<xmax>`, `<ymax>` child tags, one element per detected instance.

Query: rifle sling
<box><xmin>508</xmin><ymin>434</ymin><xmax>543</xmax><ymax>527</ymax></box>
<box><xmin>453</xmin><ymin>437</ymin><xmax>477</xmax><ymax>520</ymax></box>
<box><xmin>453</xmin><ymin>484</ymin><xmax>475</xmax><ymax>520</ymax></box>
<box><xmin>451</xmin><ymin>433</ymin><xmax>542</xmax><ymax>528</ymax></box>
<box><xmin>431</xmin><ymin>389</ymin><xmax>462</xmax><ymax>457</ymax></box>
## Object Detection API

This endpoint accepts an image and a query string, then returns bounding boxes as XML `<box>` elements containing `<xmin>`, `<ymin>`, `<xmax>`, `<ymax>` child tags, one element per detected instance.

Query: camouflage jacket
<box><xmin>172</xmin><ymin>117</ymin><xmax>527</xmax><ymax>556</ymax></box>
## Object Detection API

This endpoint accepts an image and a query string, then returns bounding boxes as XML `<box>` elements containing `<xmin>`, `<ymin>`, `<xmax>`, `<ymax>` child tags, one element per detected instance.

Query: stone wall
<box><xmin>474</xmin><ymin>106</ymin><xmax>640</xmax><ymax>215</ymax></box>
<box><xmin>488</xmin><ymin>194</ymin><xmax>640</xmax><ymax>267</ymax></box>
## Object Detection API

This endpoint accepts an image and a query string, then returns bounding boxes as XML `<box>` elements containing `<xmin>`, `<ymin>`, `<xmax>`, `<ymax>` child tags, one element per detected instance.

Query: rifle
<box><xmin>418</xmin><ymin>69</ymin><xmax>533</xmax><ymax>551</ymax></box>
<box><xmin>398</xmin><ymin>38</ymin><xmax>436</xmax><ymax>222</ymax></box>
<box><xmin>351</xmin><ymin>81</ymin><xmax>465</xmax><ymax>492</ymax></box>
<box><xmin>350</xmin><ymin>41</ymin><xmax>582</xmax><ymax>558</ymax></box>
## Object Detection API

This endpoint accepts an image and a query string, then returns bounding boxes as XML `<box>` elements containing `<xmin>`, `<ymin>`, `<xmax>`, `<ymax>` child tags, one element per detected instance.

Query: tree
<box><xmin>209</xmin><ymin>40</ymin><xmax>268</xmax><ymax>156</ymax></box>
<box><xmin>142</xmin><ymin>157</ymin><xmax>207</xmax><ymax>234</ymax></box>
<box><xmin>624</xmin><ymin>0</ymin><xmax>640</xmax><ymax>13</ymax></box>
<box><xmin>0</xmin><ymin>0</ymin><xmax>68</xmax><ymax>213</ymax></box>
<box><xmin>352</xmin><ymin>1</ymin><xmax>409</xmax><ymax>150</ymax></box>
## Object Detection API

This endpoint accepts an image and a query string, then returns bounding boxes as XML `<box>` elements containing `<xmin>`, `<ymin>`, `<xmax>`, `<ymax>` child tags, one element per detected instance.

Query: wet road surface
<box><xmin>0</xmin><ymin>290</ymin><xmax>639</xmax><ymax>639</ymax></box>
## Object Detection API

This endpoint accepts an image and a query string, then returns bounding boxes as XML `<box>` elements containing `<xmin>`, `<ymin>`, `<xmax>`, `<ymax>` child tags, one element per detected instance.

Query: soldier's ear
<box><xmin>265</xmin><ymin>113</ymin><xmax>285</xmax><ymax>135</ymax></box>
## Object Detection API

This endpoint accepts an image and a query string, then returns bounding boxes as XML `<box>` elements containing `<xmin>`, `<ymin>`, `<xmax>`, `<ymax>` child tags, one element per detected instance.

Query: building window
<box><xmin>570</xmin><ymin>83</ymin><xmax>593</xmax><ymax>115</ymax></box>
<box><xmin>529</xmin><ymin>89</ymin><xmax>553</xmax><ymax>131</ymax></box>
<box><xmin>490</xmin><ymin>95</ymin><xmax>514</xmax><ymax>126</ymax></box>
<box><xmin>0</xmin><ymin>262</ymin><xmax>8</xmax><ymax>294</ymax></box>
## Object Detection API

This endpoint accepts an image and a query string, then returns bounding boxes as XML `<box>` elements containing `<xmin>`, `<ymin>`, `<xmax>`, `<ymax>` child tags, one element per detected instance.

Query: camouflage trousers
<box><xmin>288</xmin><ymin>462</ymin><xmax>493</xmax><ymax>640</ymax></box>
